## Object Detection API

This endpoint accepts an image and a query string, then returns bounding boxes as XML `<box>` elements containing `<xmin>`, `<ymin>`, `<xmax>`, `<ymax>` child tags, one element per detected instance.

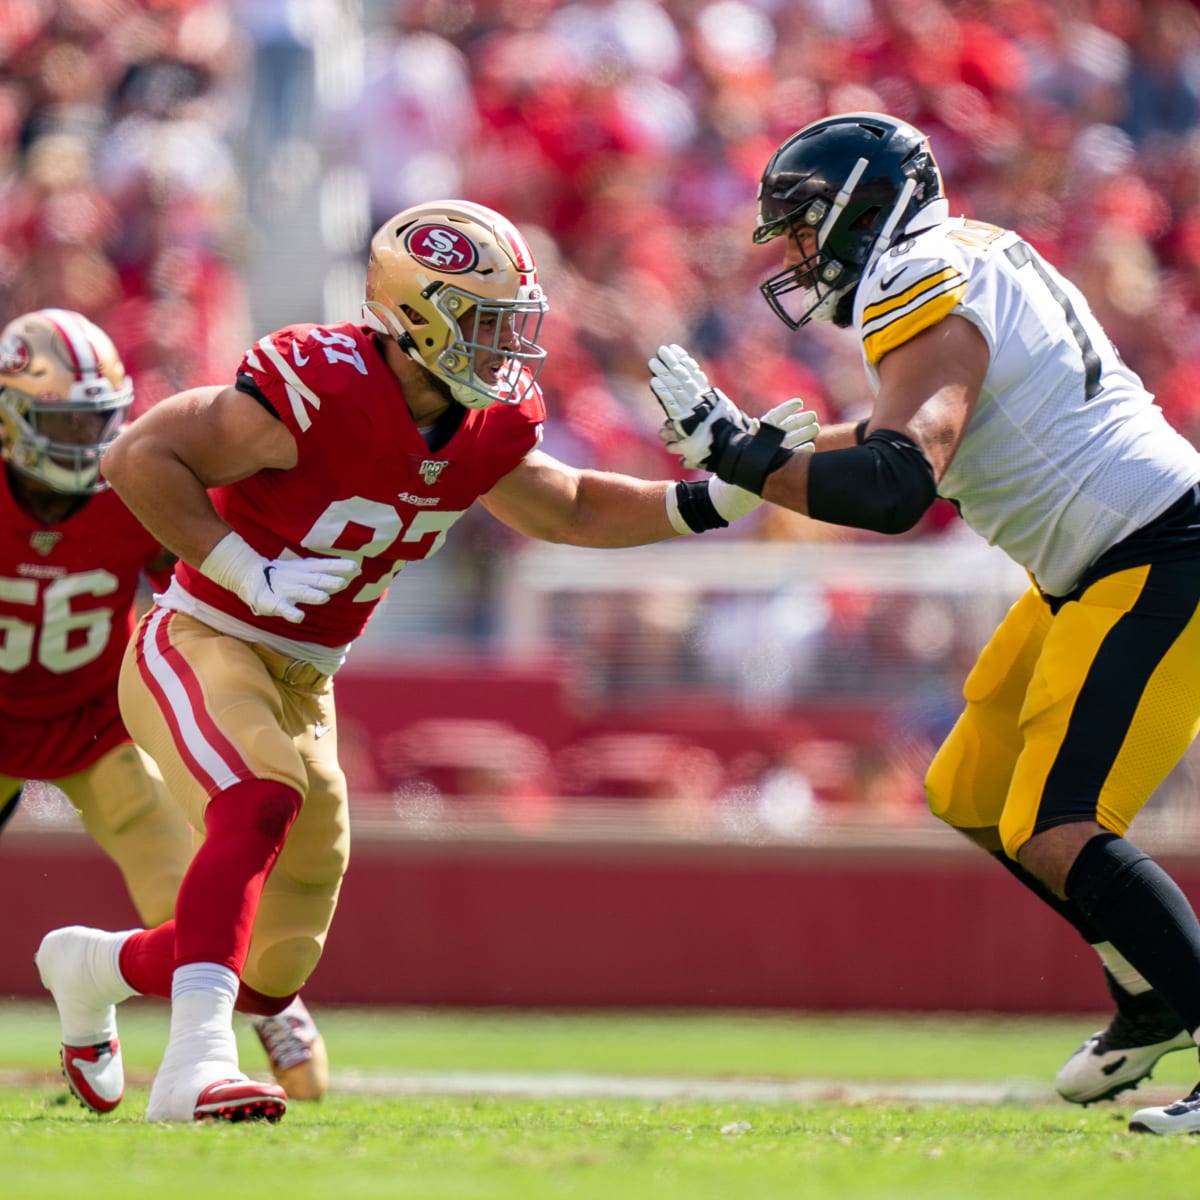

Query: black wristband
<box><xmin>854</xmin><ymin>418</ymin><xmax>870</xmax><ymax>444</ymax></box>
<box><xmin>673</xmin><ymin>480</ymin><xmax>729</xmax><ymax>532</ymax></box>
<box><xmin>709</xmin><ymin>420</ymin><xmax>792</xmax><ymax>495</ymax></box>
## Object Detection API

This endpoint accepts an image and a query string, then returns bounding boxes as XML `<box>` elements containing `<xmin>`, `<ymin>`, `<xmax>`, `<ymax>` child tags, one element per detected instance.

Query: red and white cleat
<box><xmin>35</xmin><ymin>925</ymin><xmax>136</xmax><ymax>1114</ymax></box>
<box><xmin>60</xmin><ymin>1039</ymin><xmax>125</xmax><ymax>1114</ymax></box>
<box><xmin>193</xmin><ymin>1077</ymin><xmax>287</xmax><ymax>1123</ymax></box>
<box><xmin>147</xmin><ymin>1059</ymin><xmax>287</xmax><ymax>1123</ymax></box>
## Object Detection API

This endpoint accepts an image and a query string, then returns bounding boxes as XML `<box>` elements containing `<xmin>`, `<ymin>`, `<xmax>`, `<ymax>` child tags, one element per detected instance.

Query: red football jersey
<box><xmin>0</xmin><ymin>472</ymin><xmax>163</xmax><ymax>723</ymax></box>
<box><xmin>173</xmin><ymin>322</ymin><xmax>545</xmax><ymax>646</ymax></box>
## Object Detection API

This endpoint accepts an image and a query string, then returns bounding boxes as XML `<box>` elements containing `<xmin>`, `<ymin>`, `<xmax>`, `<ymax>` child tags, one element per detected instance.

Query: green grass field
<box><xmin>5</xmin><ymin>1001</ymin><xmax>1200</xmax><ymax>1199</ymax></box>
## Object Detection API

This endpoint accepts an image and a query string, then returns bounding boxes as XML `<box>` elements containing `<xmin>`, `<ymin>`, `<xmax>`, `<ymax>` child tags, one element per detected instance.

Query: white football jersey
<box><xmin>853</xmin><ymin>217</ymin><xmax>1200</xmax><ymax>596</ymax></box>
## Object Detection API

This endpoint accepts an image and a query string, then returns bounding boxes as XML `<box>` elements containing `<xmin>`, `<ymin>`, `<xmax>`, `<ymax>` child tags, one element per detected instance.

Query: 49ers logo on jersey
<box><xmin>418</xmin><ymin>459</ymin><xmax>449</xmax><ymax>486</ymax></box>
<box><xmin>405</xmin><ymin>224</ymin><xmax>479</xmax><ymax>273</ymax></box>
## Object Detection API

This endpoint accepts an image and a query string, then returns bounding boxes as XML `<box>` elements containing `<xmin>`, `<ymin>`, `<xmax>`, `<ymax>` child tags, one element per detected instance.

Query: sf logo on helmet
<box><xmin>0</xmin><ymin>334</ymin><xmax>30</xmax><ymax>374</ymax></box>
<box><xmin>406</xmin><ymin>224</ymin><xmax>479</xmax><ymax>273</ymax></box>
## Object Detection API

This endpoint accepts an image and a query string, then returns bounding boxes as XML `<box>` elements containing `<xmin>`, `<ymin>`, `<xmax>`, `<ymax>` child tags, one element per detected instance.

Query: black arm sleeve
<box><xmin>806</xmin><ymin>429</ymin><xmax>938</xmax><ymax>534</ymax></box>
<box><xmin>235</xmin><ymin>372</ymin><xmax>283</xmax><ymax>421</ymax></box>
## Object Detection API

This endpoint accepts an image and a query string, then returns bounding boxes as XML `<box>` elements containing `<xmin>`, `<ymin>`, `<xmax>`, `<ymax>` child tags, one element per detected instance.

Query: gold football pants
<box><xmin>0</xmin><ymin>742</ymin><xmax>194</xmax><ymax>926</ymax></box>
<box><xmin>119</xmin><ymin>607</ymin><xmax>350</xmax><ymax>998</ymax></box>
<box><xmin>927</xmin><ymin>560</ymin><xmax>1200</xmax><ymax>858</ymax></box>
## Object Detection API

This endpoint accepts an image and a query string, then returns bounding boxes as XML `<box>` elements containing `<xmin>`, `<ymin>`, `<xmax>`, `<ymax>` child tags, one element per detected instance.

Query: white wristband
<box><xmin>199</xmin><ymin>530</ymin><xmax>265</xmax><ymax>595</ymax></box>
<box><xmin>707</xmin><ymin>477</ymin><xmax>764</xmax><ymax>523</ymax></box>
<box><xmin>664</xmin><ymin>483</ymin><xmax>694</xmax><ymax>536</ymax></box>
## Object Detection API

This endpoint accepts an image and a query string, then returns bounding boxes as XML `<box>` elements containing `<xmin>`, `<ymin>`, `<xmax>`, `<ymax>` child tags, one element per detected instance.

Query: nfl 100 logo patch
<box><xmin>419</xmin><ymin>460</ymin><xmax>448</xmax><ymax>486</ymax></box>
<box><xmin>29</xmin><ymin>530</ymin><xmax>63</xmax><ymax>556</ymax></box>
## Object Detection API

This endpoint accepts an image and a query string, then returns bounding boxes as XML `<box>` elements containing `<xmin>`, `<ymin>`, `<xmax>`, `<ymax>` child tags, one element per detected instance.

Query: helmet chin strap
<box><xmin>447</xmin><ymin>376</ymin><xmax>492</xmax><ymax>409</ymax></box>
<box><xmin>809</xmin><ymin>281</ymin><xmax>855</xmax><ymax>324</ymax></box>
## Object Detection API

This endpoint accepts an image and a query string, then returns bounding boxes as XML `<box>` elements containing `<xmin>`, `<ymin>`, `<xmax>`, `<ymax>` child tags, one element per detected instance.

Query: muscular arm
<box><xmin>101</xmin><ymin>385</ymin><xmax>298</xmax><ymax>566</ymax></box>
<box><xmin>760</xmin><ymin>315</ymin><xmax>988</xmax><ymax>515</ymax></box>
<box><xmin>479</xmin><ymin>449</ymin><xmax>679</xmax><ymax>547</ymax></box>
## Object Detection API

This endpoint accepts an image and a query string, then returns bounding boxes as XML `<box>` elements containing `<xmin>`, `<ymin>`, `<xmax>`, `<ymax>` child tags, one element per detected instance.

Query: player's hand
<box><xmin>242</xmin><ymin>556</ymin><xmax>356</xmax><ymax>623</ymax></box>
<box><xmin>649</xmin><ymin>343</ymin><xmax>752</xmax><ymax>470</ymax></box>
<box><xmin>201</xmin><ymin>532</ymin><xmax>356</xmax><ymax>624</ymax></box>
<box><xmin>650</xmin><ymin>343</ymin><xmax>819</xmax><ymax>493</ymax></box>
<box><xmin>704</xmin><ymin>398</ymin><xmax>821</xmax><ymax>522</ymax></box>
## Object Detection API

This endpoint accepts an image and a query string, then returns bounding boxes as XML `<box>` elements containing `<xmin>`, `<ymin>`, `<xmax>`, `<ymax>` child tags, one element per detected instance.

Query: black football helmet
<box><xmin>754</xmin><ymin>112</ymin><xmax>947</xmax><ymax>329</ymax></box>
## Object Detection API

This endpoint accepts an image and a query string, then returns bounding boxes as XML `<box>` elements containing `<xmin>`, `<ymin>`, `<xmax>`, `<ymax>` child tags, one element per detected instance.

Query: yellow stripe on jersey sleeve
<box><xmin>861</xmin><ymin>267</ymin><xmax>967</xmax><ymax>365</ymax></box>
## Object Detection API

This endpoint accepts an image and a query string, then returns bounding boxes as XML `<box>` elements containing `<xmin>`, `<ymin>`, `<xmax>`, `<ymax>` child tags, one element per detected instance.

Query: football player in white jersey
<box><xmin>33</xmin><ymin>199</ymin><xmax>818</xmax><ymax>1124</ymax></box>
<box><xmin>651</xmin><ymin>112</ymin><xmax>1200</xmax><ymax>1135</ymax></box>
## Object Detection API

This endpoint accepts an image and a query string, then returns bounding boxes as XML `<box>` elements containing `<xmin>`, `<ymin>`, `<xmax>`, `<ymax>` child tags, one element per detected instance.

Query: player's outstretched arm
<box><xmin>480</xmin><ymin>451</ymin><xmax>680</xmax><ymax>547</ymax></box>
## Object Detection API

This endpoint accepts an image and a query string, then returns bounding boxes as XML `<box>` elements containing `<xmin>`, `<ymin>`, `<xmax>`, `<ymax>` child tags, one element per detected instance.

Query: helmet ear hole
<box><xmin>849</xmin><ymin>206</ymin><xmax>881</xmax><ymax>233</ymax></box>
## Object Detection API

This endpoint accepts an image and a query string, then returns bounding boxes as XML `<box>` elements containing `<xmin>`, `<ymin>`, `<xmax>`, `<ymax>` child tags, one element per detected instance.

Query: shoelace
<box><xmin>254</xmin><ymin>1017</ymin><xmax>313</xmax><ymax>1070</ymax></box>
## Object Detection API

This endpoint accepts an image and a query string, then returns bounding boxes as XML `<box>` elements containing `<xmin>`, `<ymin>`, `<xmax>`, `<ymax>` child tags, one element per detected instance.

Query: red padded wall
<box><xmin>6</xmin><ymin>829</ymin><xmax>1179</xmax><ymax>1014</ymax></box>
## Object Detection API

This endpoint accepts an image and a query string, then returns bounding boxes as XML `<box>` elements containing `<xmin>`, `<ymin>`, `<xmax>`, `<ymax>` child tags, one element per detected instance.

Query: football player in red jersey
<box><xmin>0</xmin><ymin>308</ymin><xmax>187</xmax><ymax>922</ymax></box>
<box><xmin>33</xmin><ymin>200</ymin><xmax>819</xmax><ymax>1123</ymax></box>
<box><xmin>0</xmin><ymin>309</ymin><xmax>328</xmax><ymax>1115</ymax></box>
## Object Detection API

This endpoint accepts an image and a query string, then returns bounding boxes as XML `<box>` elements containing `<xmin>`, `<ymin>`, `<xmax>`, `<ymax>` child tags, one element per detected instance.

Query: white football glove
<box><xmin>649</xmin><ymin>343</ymin><xmax>750</xmax><ymax>470</ymax></box>
<box><xmin>649</xmin><ymin>343</ymin><xmax>819</xmax><ymax>492</ymax></box>
<box><xmin>201</xmin><ymin>532</ymin><xmax>356</xmax><ymax>624</ymax></box>
<box><xmin>661</xmin><ymin>395</ymin><xmax>820</xmax><ymax>469</ymax></box>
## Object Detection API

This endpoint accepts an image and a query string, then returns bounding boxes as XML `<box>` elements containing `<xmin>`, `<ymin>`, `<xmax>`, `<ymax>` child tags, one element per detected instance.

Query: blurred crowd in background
<box><xmin>6</xmin><ymin>0</ymin><xmax>1200</xmax><ymax>832</ymax></box>
<box><xmin>10</xmin><ymin>0</ymin><xmax>1200</xmax><ymax>489</ymax></box>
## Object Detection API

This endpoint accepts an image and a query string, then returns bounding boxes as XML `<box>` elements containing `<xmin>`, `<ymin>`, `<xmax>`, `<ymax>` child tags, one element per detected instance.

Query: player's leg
<box><xmin>57</xmin><ymin>743</ymin><xmax>195</xmax><ymax>927</ymax></box>
<box><xmin>119</xmin><ymin>610</ymin><xmax>319</xmax><ymax>1122</ymax></box>
<box><xmin>994</xmin><ymin>561</ymin><xmax>1200</xmax><ymax>1131</ymax></box>
<box><xmin>6</xmin><ymin>768</ymin><xmax>136</xmax><ymax>1113</ymax></box>
<box><xmin>38</xmin><ymin>609</ymin><xmax>309</xmax><ymax>1122</ymax></box>
<box><xmin>925</xmin><ymin>585</ymin><xmax>1189</xmax><ymax>1102</ymax></box>
<box><xmin>34</xmin><ymin>748</ymin><xmax>193</xmax><ymax>1116</ymax></box>
<box><xmin>239</xmin><ymin>687</ymin><xmax>347</xmax><ymax>1101</ymax></box>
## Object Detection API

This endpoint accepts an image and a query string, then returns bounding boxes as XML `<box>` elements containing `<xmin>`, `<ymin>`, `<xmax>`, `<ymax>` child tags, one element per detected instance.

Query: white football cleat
<box><xmin>35</xmin><ymin>925</ymin><xmax>137</xmax><ymax>1114</ymax></box>
<box><xmin>249</xmin><ymin>997</ymin><xmax>328</xmax><ymax>1101</ymax></box>
<box><xmin>1130</xmin><ymin>1082</ymin><xmax>1200</xmax><ymax>1134</ymax></box>
<box><xmin>1055</xmin><ymin>986</ymin><xmax>1194</xmax><ymax>1106</ymax></box>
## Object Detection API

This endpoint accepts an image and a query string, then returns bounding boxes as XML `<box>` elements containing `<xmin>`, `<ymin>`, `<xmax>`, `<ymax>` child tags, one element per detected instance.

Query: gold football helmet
<box><xmin>362</xmin><ymin>199</ymin><xmax>548</xmax><ymax>410</ymax></box>
<box><xmin>0</xmin><ymin>308</ymin><xmax>133</xmax><ymax>493</ymax></box>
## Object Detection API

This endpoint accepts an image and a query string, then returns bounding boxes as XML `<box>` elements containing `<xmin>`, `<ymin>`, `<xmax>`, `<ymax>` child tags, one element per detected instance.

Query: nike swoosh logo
<box><xmin>1101</xmin><ymin>1056</ymin><xmax>1128</xmax><ymax>1076</ymax></box>
<box><xmin>293</xmin><ymin>345</ymin><xmax>309</xmax><ymax>367</ymax></box>
<box><xmin>879</xmin><ymin>269</ymin><xmax>908</xmax><ymax>292</ymax></box>
<box><xmin>313</xmin><ymin>723</ymin><xmax>330</xmax><ymax>739</ymax></box>
<box><xmin>262</xmin><ymin>564</ymin><xmax>276</xmax><ymax>591</ymax></box>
